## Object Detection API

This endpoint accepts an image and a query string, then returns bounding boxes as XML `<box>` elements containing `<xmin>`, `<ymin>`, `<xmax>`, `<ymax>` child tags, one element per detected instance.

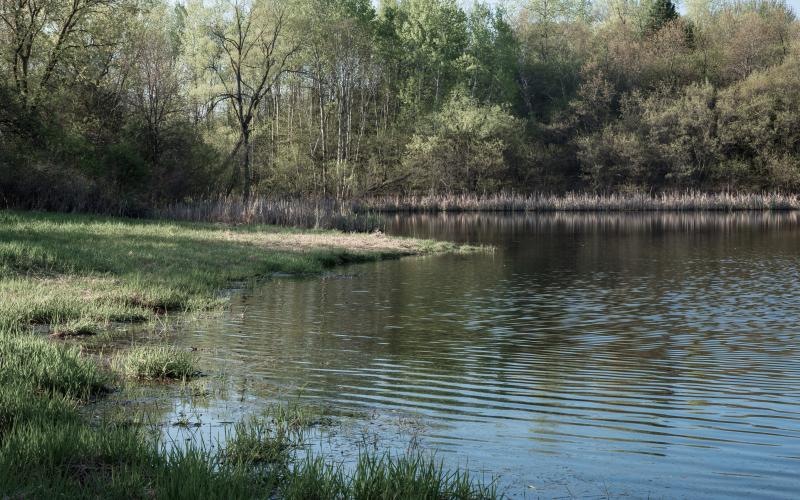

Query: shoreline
<box><xmin>146</xmin><ymin>192</ymin><xmax>800</xmax><ymax>232</ymax></box>
<box><xmin>12</xmin><ymin>192</ymin><xmax>800</xmax><ymax>236</ymax></box>
<box><xmin>0</xmin><ymin>210</ymin><xmax>494</xmax><ymax>498</ymax></box>
<box><xmin>352</xmin><ymin>192</ymin><xmax>800</xmax><ymax>213</ymax></box>
<box><xmin>0</xmin><ymin>210</ymin><xmax>472</xmax><ymax>334</ymax></box>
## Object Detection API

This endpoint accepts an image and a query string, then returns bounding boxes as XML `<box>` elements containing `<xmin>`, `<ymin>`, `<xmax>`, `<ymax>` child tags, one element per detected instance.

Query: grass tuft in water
<box><xmin>266</xmin><ymin>400</ymin><xmax>337</xmax><ymax>429</ymax></box>
<box><xmin>114</xmin><ymin>345</ymin><xmax>199</xmax><ymax>381</ymax></box>
<box><xmin>223</xmin><ymin>417</ymin><xmax>296</xmax><ymax>466</ymax></box>
<box><xmin>50</xmin><ymin>318</ymin><xmax>102</xmax><ymax>338</ymax></box>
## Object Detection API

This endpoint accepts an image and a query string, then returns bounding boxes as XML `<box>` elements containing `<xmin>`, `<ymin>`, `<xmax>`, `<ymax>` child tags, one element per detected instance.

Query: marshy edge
<box><xmin>0</xmin><ymin>210</ymin><xmax>495</xmax><ymax>499</ymax></box>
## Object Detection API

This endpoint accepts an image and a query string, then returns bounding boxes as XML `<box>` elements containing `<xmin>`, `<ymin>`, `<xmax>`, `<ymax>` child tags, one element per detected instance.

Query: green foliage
<box><xmin>114</xmin><ymin>345</ymin><xmax>199</xmax><ymax>380</ymax></box>
<box><xmin>464</xmin><ymin>3</ymin><xmax>520</xmax><ymax>106</ymax></box>
<box><xmin>396</xmin><ymin>0</ymin><xmax>469</xmax><ymax>115</ymax></box>
<box><xmin>1</xmin><ymin>0</ymin><xmax>799</xmax><ymax>202</ymax></box>
<box><xmin>404</xmin><ymin>92</ymin><xmax>526</xmax><ymax>193</ymax></box>
<box><xmin>647</xmin><ymin>0</ymin><xmax>680</xmax><ymax>33</ymax></box>
<box><xmin>715</xmin><ymin>54</ymin><xmax>800</xmax><ymax>188</ymax></box>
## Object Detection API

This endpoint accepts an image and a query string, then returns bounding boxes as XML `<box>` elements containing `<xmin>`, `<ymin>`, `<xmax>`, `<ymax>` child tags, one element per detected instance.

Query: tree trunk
<box><xmin>242</xmin><ymin>127</ymin><xmax>251</xmax><ymax>199</ymax></box>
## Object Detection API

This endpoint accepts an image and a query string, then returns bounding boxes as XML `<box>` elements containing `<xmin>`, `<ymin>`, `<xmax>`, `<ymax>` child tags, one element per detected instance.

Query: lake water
<box><xmin>146</xmin><ymin>212</ymin><xmax>800</xmax><ymax>498</ymax></box>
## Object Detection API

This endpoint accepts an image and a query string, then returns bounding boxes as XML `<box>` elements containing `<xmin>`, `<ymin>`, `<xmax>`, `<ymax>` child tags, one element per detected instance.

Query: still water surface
<box><xmin>163</xmin><ymin>212</ymin><xmax>799</xmax><ymax>498</ymax></box>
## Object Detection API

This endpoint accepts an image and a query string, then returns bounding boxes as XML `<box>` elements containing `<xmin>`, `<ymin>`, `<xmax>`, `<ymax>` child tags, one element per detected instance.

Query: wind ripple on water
<box><xmin>178</xmin><ymin>212</ymin><xmax>800</xmax><ymax>498</ymax></box>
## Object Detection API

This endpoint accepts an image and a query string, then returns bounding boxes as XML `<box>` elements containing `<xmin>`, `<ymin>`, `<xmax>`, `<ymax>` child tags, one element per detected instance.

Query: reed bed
<box><xmin>156</xmin><ymin>196</ymin><xmax>384</xmax><ymax>232</ymax></box>
<box><xmin>155</xmin><ymin>193</ymin><xmax>800</xmax><ymax>233</ymax></box>
<box><xmin>354</xmin><ymin>192</ymin><xmax>800</xmax><ymax>213</ymax></box>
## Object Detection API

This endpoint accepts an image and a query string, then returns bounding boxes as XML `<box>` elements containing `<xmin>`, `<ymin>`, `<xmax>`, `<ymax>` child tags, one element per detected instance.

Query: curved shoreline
<box><xmin>0</xmin><ymin>210</ymin><xmax>495</xmax><ymax>498</ymax></box>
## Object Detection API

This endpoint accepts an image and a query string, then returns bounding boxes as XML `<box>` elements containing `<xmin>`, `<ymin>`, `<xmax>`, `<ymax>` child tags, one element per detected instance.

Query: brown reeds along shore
<box><xmin>156</xmin><ymin>196</ymin><xmax>383</xmax><ymax>232</ymax></box>
<box><xmin>156</xmin><ymin>193</ymin><xmax>800</xmax><ymax>231</ymax></box>
<box><xmin>352</xmin><ymin>192</ymin><xmax>800</xmax><ymax>213</ymax></box>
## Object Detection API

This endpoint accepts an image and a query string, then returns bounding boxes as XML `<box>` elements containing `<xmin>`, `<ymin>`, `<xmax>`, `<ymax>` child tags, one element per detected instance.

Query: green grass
<box><xmin>223</xmin><ymin>402</ymin><xmax>340</xmax><ymax>466</ymax></box>
<box><xmin>0</xmin><ymin>210</ymin><xmax>494</xmax><ymax>498</ymax></box>
<box><xmin>113</xmin><ymin>345</ymin><xmax>199</xmax><ymax>380</ymax></box>
<box><xmin>0</xmin><ymin>358</ymin><xmax>495</xmax><ymax>499</ymax></box>
<box><xmin>223</xmin><ymin>416</ymin><xmax>298</xmax><ymax>466</ymax></box>
<box><xmin>50</xmin><ymin>318</ymin><xmax>102</xmax><ymax>338</ymax></box>
<box><xmin>0</xmin><ymin>210</ymin><xmax>459</xmax><ymax>334</ymax></box>
<box><xmin>285</xmin><ymin>452</ymin><xmax>498</xmax><ymax>500</ymax></box>
<box><xmin>0</xmin><ymin>333</ymin><xmax>108</xmax><ymax>399</ymax></box>
<box><xmin>0</xmin><ymin>406</ymin><xmax>496</xmax><ymax>499</ymax></box>
<box><xmin>0</xmin><ymin>410</ymin><xmax>265</xmax><ymax>498</ymax></box>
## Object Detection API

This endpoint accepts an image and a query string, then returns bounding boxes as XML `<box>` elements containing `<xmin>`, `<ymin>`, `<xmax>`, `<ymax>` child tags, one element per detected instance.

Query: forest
<box><xmin>1</xmin><ymin>0</ymin><xmax>799</xmax><ymax>213</ymax></box>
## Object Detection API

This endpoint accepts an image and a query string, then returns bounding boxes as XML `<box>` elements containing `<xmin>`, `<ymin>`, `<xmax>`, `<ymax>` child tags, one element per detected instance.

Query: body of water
<box><xmin>147</xmin><ymin>212</ymin><xmax>800</xmax><ymax>498</ymax></box>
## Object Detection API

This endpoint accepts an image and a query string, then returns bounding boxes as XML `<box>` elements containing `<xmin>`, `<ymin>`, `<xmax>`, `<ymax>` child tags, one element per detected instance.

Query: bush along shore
<box><xmin>0</xmin><ymin>210</ymin><xmax>494</xmax><ymax>499</ymax></box>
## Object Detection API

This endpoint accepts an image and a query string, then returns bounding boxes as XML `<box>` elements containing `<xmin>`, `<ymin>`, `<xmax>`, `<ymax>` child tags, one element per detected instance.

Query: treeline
<box><xmin>1</xmin><ymin>0</ymin><xmax>799</xmax><ymax>212</ymax></box>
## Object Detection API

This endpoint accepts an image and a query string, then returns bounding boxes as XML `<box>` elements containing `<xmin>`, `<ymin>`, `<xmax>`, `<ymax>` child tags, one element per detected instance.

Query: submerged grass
<box><xmin>0</xmin><ymin>340</ymin><xmax>495</xmax><ymax>499</ymax></box>
<box><xmin>0</xmin><ymin>403</ymin><xmax>496</xmax><ymax>499</ymax></box>
<box><xmin>0</xmin><ymin>329</ymin><xmax>497</xmax><ymax>498</ymax></box>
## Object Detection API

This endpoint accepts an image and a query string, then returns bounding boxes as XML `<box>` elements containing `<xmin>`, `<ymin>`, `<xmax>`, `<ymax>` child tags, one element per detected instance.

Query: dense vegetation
<box><xmin>1</xmin><ymin>0</ymin><xmax>799</xmax><ymax>214</ymax></box>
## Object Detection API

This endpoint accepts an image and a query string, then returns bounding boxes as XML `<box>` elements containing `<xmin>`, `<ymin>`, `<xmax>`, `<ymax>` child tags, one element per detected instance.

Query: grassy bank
<box><xmin>0</xmin><ymin>210</ymin><xmax>461</xmax><ymax>334</ymax></box>
<box><xmin>0</xmin><ymin>210</ymin><xmax>492</xmax><ymax>498</ymax></box>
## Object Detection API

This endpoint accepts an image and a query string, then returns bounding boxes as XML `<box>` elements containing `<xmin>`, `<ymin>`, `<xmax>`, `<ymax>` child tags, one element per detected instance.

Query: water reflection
<box><xmin>156</xmin><ymin>212</ymin><xmax>798</xmax><ymax>497</ymax></box>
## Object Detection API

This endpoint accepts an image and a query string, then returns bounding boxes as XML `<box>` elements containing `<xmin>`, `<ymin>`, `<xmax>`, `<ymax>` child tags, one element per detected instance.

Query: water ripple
<box><xmin>175</xmin><ymin>213</ymin><xmax>800</xmax><ymax>498</ymax></box>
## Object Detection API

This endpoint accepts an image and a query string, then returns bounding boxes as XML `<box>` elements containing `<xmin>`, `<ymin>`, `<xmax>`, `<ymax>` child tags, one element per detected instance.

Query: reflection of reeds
<box><xmin>356</xmin><ymin>192</ymin><xmax>800</xmax><ymax>213</ymax></box>
<box><xmin>155</xmin><ymin>196</ymin><xmax>383</xmax><ymax>232</ymax></box>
